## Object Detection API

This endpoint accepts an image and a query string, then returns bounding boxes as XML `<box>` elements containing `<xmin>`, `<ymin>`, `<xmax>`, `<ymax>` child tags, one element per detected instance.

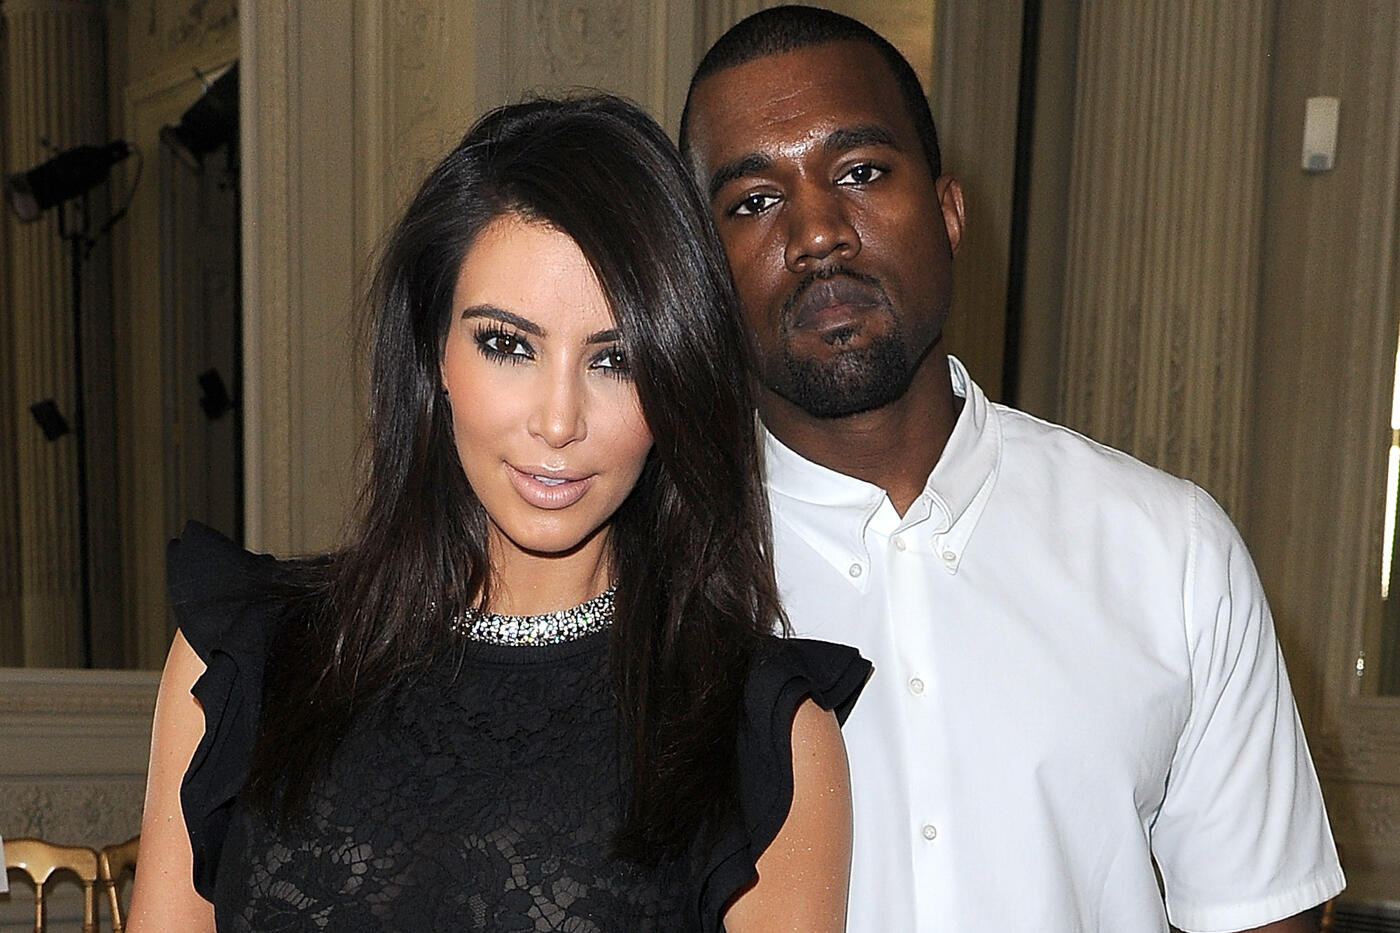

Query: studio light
<box><xmin>161</xmin><ymin>63</ymin><xmax>238</xmax><ymax>169</ymax></box>
<box><xmin>4</xmin><ymin>141</ymin><xmax>132</xmax><ymax>223</ymax></box>
<box><xmin>197</xmin><ymin>369</ymin><xmax>234</xmax><ymax>420</ymax></box>
<box><xmin>30</xmin><ymin>399</ymin><xmax>71</xmax><ymax>441</ymax></box>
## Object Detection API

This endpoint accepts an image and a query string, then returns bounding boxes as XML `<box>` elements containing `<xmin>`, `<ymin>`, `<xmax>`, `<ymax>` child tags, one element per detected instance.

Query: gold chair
<box><xmin>98</xmin><ymin>836</ymin><xmax>139</xmax><ymax>933</ymax></box>
<box><xmin>1319</xmin><ymin>896</ymin><xmax>1335</xmax><ymax>932</ymax></box>
<box><xmin>3</xmin><ymin>836</ymin><xmax>99</xmax><ymax>933</ymax></box>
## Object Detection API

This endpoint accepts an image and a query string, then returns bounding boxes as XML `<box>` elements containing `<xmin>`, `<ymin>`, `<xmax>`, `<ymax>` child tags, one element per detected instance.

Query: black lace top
<box><xmin>169</xmin><ymin>523</ymin><xmax>870</xmax><ymax>932</ymax></box>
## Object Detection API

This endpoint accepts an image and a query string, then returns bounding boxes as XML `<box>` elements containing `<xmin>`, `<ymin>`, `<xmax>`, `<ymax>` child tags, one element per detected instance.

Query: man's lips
<box><xmin>786</xmin><ymin>275</ymin><xmax>887</xmax><ymax>331</ymax></box>
<box><xmin>506</xmin><ymin>464</ymin><xmax>594</xmax><ymax>510</ymax></box>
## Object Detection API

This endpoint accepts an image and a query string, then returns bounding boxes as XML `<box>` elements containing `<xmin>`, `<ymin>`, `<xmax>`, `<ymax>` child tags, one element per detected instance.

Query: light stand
<box><xmin>7</xmin><ymin>141</ymin><xmax>136</xmax><ymax>666</ymax></box>
<box><xmin>63</xmin><ymin>197</ymin><xmax>95</xmax><ymax>664</ymax></box>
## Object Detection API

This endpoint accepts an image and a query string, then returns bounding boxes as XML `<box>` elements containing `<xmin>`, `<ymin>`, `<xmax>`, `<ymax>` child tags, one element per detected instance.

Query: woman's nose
<box><xmin>527</xmin><ymin>370</ymin><xmax>587</xmax><ymax>448</ymax></box>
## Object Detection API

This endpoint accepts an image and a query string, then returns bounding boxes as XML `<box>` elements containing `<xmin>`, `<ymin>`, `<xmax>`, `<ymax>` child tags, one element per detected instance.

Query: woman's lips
<box><xmin>506</xmin><ymin>464</ymin><xmax>594</xmax><ymax>509</ymax></box>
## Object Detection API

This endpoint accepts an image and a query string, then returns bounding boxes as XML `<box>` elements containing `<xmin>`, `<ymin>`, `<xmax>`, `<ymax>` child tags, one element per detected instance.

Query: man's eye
<box><xmin>837</xmin><ymin>163</ymin><xmax>884</xmax><ymax>186</ymax></box>
<box><xmin>730</xmin><ymin>192</ymin><xmax>780</xmax><ymax>217</ymax></box>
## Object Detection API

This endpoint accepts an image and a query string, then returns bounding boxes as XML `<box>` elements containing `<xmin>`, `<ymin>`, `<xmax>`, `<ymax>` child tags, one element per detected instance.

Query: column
<box><xmin>0</xmin><ymin>17</ymin><xmax>20</xmax><ymax>665</ymax></box>
<box><xmin>2</xmin><ymin>0</ymin><xmax>108</xmax><ymax>666</ymax></box>
<box><xmin>1057</xmin><ymin>1</ymin><xmax>1271</xmax><ymax>518</ymax></box>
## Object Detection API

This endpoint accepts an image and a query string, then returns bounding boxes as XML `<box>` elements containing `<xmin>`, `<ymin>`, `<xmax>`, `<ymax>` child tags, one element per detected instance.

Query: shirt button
<box><xmin>941</xmin><ymin>549</ymin><xmax>957</xmax><ymax>562</ymax></box>
<box><xmin>848</xmin><ymin>563</ymin><xmax>863</xmax><ymax>578</ymax></box>
<box><xmin>921</xmin><ymin>823</ymin><xmax>938</xmax><ymax>841</ymax></box>
<box><xmin>908</xmin><ymin>677</ymin><xmax>925</xmax><ymax>695</ymax></box>
<box><xmin>893</xmin><ymin>535</ymin><xmax>907</xmax><ymax>551</ymax></box>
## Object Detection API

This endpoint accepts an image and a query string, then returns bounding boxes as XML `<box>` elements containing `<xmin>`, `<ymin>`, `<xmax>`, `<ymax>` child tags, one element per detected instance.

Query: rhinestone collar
<box><xmin>452</xmin><ymin>586</ymin><xmax>615</xmax><ymax>646</ymax></box>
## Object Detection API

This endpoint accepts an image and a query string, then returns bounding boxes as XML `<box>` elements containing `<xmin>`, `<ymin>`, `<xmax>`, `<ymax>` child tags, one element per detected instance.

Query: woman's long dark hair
<box><xmin>247</xmin><ymin>94</ymin><xmax>785</xmax><ymax>860</ymax></box>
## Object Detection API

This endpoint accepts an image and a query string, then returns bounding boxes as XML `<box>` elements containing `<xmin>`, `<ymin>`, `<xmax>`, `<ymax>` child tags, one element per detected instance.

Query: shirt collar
<box><xmin>762</xmin><ymin>356</ymin><xmax>1001</xmax><ymax>580</ymax></box>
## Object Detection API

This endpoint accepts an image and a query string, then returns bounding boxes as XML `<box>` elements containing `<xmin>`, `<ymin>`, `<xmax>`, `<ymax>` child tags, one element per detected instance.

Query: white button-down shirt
<box><xmin>764</xmin><ymin>357</ymin><xmax>1344</xmax><ymax>932</ymax></box>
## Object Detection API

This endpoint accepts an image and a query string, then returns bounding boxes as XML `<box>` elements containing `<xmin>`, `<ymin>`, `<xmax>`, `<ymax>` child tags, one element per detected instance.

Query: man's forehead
<box><xmin>688</xmin><ymin>43</ymin><xmax>913</xmax><ymax>170</ymax></box>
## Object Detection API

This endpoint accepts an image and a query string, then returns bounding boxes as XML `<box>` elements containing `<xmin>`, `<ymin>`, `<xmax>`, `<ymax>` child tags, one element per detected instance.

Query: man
<box><xmin>680</xmin><ymin>6</ymin><xmax>1344</xmax><ymax>932</ymax></box>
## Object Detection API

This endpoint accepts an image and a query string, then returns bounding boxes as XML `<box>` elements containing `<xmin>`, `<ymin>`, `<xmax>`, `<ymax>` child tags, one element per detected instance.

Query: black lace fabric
<box><xmin>212</xmin><ymin>636</ymin><xmax>693</xmax><ymax>931</ymax></box>
<box><xmin>169</xmin><ymin>522</ymin><xmax>870</xmax><ymax>933</ymax></box>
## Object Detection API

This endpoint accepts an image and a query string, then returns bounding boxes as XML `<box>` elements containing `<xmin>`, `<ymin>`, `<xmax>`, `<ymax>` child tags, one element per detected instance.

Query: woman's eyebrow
<box><xmin>584</xmin><ymin>328</ymin><xmax>622</xmax><ymax>345</ymax></box>
<box><xmin>459</xmin><ymin>305</ymin><xmax>544</xmax><ymax>336</ymax></box>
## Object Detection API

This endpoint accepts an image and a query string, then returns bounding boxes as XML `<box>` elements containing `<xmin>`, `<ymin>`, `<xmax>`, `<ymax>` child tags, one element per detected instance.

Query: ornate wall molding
<box><xmin>0</xmin><ymin>781</ymin><xmax>145</xmax><ymax>842</ymax></box>
<box><xmin>151</xmin><ymin>0</ymin><xmax>235</xmax><ymax>53</ymax></box>
<box><xmin>473</xmin><ymin>0</ymin><xmax>697</xmax><ymax>133</ymax></box>
<box><xmin>507</xmin><ymin>1</ymin><xmax>643</xmax><ymax>87</ymax></box>
<box><xmin>121</xmin><ymin>0</ymin><xmax>236</xmax><ymax>82</ymax></box>
<box><xmin>0</xmin><ymin>669</ymin><xmax>155</xmax><ymax>853</ymax></box>
<box><xmin>0</xmin><ymin>668</ymin><xmax>159</xmax><ymax>723</ymax></box>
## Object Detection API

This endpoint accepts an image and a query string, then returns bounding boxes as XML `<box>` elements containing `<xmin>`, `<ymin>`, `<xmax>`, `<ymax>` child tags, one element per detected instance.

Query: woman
<box><xmin>129</xmin><ymin>95</ymin><xmax>868</xmax><ymax>931</ymax></box>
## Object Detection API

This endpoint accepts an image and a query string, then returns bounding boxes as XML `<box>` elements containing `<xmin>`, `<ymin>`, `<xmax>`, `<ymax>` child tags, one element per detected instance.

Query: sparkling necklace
<box><xmin>452</xmin><ymin>586</ymin><xmax>615</xmax><ymax>646</ymax></box>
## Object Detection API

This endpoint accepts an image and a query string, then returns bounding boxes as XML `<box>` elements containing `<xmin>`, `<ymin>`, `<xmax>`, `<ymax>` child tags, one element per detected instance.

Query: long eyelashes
<box><xmin>473</xmin><ymin>325</ymin><xmax>533</xmax><ymax>364</ymax></box>
<box><xmin>472</xmin><ymin>325</ymin><xmax>632</xmax><ymax>380</ymax></box>
<box><xmin>592</xmin><ymin>347</ymin><xmax>632</xmax><ymax>380</ymax></box>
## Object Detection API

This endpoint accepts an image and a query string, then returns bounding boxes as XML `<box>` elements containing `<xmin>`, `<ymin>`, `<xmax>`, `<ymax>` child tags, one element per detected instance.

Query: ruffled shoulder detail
<box><xmin>169</xmin><ymin>521</ymin><xmax>288</xmax><ymax>901</ymax></box>
<box><xmin>696</xmin><ymin>636</ymin><xmax>871</xmax><ymax>928</ymax></box>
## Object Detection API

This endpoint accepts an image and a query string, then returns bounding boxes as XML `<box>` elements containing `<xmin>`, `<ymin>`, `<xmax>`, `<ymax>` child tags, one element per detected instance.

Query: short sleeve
<box><xmin>1152</xmin><ymin>487</ymin><xmax>1344</xmax><ymax>931</ymax></box>
<box><xmin>168</xmin><ymin>521</ymin><xmax>286</xmax><ymax>901</ymax></box>
<box><xmin>696</xmin><ymin>636</ymin><xmax>871</xmax><ymax>929</ymax></box>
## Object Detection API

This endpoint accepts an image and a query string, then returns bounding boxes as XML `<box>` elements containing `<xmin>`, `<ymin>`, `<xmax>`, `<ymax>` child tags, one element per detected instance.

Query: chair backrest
<box><xmin>97</xmin><ymin>836</ymin><xmax>139</xmax><ymax>933</ymax></box>
<box><xmin>4</xmin><ymin>836</ymin><xmax>99</xmax><ymax>933</ymax></box>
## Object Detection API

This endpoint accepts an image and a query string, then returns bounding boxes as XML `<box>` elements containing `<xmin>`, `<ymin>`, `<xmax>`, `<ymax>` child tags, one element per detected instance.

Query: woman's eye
<box><xmin>592</xmin><ymin>346</ymin><xmax>631</xmax><ymax>377</ymax></box>
<box><xmin>730</xmin><ymin>192</ymin><xmax>780</xmax><ymax>217</ymax></box>
<box><xmin>837</xmin><ymin>163</ymin><xmax>884</xmax><ymax>186</ymax></box>
<box><xmin>476</xmin><ymin>329</ymin><xmax>532</xmax><ymax>360</ymax></box>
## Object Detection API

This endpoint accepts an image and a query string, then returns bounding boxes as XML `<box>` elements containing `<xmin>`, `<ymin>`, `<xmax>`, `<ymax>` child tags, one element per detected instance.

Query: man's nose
<box><xmin>783</xmin><ymin>190</ymin><xmax>859</xmax><ymax>272</ymax></box>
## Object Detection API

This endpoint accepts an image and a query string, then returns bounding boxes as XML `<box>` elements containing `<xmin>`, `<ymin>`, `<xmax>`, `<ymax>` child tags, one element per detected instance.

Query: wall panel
<box><xmin>1250</xmin><ymin>0</ymin><xmax>1400</xmax><ymax>898</ymax></box>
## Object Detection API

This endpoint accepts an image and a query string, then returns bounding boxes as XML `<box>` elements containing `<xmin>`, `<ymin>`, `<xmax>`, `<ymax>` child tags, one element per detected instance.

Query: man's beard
<box><xmin>766</xmin><ymin>328</ymin><xmax>917</xmax><ymax>419</ymax></box>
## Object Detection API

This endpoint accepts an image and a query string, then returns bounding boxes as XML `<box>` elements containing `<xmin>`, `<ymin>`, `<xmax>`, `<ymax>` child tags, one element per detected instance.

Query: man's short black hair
<box><xmin>679</xmin><ymin>4</ymin><xmax>943</xmax><ymax>182</ymax></box>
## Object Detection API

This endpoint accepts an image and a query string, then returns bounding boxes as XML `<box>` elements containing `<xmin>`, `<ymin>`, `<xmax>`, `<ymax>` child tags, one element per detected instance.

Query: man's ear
<box><xmin>936</xmin><ymin>175</ymin><xmax>965</xmax><ymax>257</ymax></box>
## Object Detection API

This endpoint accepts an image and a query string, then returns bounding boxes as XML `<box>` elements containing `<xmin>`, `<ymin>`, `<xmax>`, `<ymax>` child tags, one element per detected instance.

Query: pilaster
<box><xmin>0</xmin><ymin>9</ymin><xmax>20</xmax><ymax>666</ymax></box>
<box><xmin>1</xmin><ymin>0</ymin><xmax>109</xmax><ymax>666</ymax></box>
<box><xmin>1058</xmin><ymin>1</ymin><xmax>1271</xmax><ymax>518</ymax></box>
